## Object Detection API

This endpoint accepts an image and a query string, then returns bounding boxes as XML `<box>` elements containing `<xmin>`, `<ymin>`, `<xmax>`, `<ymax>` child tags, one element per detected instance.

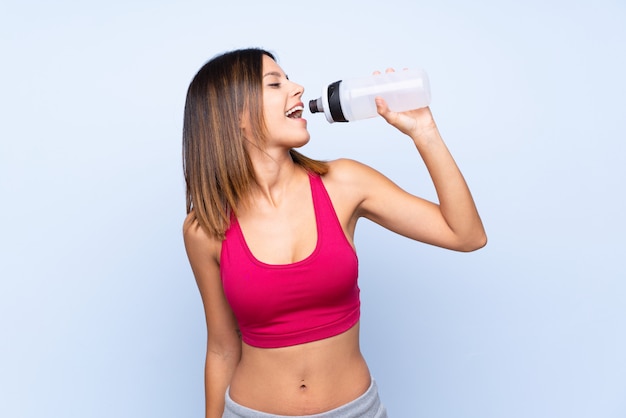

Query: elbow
<box><xmin>469</xmin><ymin>234</ymin><xmax>488</xmax><ymax>252</ymax></box>
<box><xmin>206</xmin><ymin>331</ymin><xmax>243</xmax><ymax>364</ymax></box>
<box><xmin>456</xmin><ymin>230</ymin><xmax>488</xmax><ymax>252</ymax></box>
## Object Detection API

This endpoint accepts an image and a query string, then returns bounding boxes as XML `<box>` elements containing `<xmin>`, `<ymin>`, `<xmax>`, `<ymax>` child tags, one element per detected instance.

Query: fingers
<box><xmin>373</xmin><ymin>68</ymin><xmax>395</xmax><ymax>75</ymax></box>
<box><xmin>375</xmin><ymin>97</ymin><xmax>392</xmax><ymax>119</ymax></box>
<box><xmin>375</xmin><ymin>97</ymin><xmax>387</xmax><ymax>112</ymax></box>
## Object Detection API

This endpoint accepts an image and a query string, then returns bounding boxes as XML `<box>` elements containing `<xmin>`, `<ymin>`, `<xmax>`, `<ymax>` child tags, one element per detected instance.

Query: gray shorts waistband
<box><xmin>223</xmin><ymin>378</ymin><xmax>387</xmax><ymax>418</ymax></box>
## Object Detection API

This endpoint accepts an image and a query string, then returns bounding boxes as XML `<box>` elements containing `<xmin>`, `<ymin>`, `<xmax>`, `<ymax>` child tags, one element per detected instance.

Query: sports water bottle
<box><xmin>308</xmin><ymin>68</ymin><xmax>431</xmax><ymax>123</ymax></box>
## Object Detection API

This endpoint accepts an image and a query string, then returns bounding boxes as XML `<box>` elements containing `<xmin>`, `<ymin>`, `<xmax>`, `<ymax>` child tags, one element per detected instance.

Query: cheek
<box><xmin>263</xmin><ymin>95</ymin><xmax>285</xmax><ymax>117</ymax></box>
<box><xmin>264</xmin><ymin>109</ymin><xmax>286</xmax><ymax>127</ymax></box>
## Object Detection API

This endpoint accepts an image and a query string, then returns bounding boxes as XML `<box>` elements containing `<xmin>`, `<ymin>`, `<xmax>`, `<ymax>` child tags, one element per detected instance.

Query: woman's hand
<box><xmin>373</xmin><ymin>69</ymin><xmax>438</xmax><ymax>140</ymax></box>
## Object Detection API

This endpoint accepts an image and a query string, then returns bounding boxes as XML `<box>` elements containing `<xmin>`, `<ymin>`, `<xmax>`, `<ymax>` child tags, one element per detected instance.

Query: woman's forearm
<box><xmin>204</xmin><ymin>348</ymin><xmax>240</xmax><ymax>418</ymax></box>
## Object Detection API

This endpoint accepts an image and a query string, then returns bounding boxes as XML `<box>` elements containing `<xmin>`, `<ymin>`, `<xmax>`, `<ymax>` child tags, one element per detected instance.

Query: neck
<box><xmin>249</xmin><ymin>147</ymin><xmax>300</xmax><ymax>208</ymax></box>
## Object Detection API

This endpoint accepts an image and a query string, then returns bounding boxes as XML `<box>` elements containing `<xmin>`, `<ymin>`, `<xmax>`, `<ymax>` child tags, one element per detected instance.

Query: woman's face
<box><xmin>255</xmin><ymin>54</ymin><xmax>310</xmax><ymax>149</ymax></box>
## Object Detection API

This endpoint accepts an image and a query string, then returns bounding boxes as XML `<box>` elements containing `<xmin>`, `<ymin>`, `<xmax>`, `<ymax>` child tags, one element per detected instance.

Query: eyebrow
<box><xmin>263</xmin><ymin>71</ymin><xmax>288</xmax><ymax>79</ymax></box>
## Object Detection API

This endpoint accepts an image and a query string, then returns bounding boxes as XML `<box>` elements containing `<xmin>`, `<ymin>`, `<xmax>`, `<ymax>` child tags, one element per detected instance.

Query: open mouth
<box><xmin>285</xmin><ymin>105</ymin><xmax>304</xmax><ymax>119</ymax></box>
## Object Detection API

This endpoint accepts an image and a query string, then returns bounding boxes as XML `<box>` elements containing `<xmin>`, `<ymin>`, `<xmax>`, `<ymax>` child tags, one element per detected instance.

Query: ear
<box><xmin>239</xmin><ymin>102</ymin><xmax>250</xmax><ymax>131</ymax></box>
<box><xmin>239</xmin><ymin>114</ymin><xmax>249</xmax><ymax>135</ymax></box>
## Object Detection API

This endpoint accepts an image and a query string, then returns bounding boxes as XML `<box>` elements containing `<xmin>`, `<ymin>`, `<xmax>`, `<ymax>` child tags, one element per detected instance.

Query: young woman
<box><xmin>182</xmin><ymin>48</ymin><xmax>486</xmax><ymax>418</ymax></box>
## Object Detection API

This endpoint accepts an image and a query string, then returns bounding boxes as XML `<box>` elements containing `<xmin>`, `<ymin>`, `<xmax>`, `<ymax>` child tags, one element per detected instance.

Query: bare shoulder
<box><xmin>324</xmin><ymin>158</ymin><xmax>394</xmax><ymax>197</ymax></box>
<box><xmin>182</xmin><ymin>212</ymin><xmax>221</xmax><ymax>264</ymax></box>
<box><xmin>326</xmin><ymin>158</ymin><xmax>376</xmax><ymax>179</ymax></box>
<box><xmin>323</xmin><ymin>158</ymin><xmax>385</xmax><ymax>189</ymax></box>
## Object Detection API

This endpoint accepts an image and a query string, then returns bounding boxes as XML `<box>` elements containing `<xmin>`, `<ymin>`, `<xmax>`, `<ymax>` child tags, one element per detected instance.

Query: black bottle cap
<box><xmin>309</xmin><ymin>99</ymin><xmax>320</xmax><ymax>113</ymax></box>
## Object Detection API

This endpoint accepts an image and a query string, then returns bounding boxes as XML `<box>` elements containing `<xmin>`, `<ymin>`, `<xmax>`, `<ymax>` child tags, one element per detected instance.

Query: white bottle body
<box><xmin>309</xmin><ymin>69</ymin><xmax>431</xmax><ymax>123</ymax></box>
<box><xmin>340</xmin><ymin>68</ymin><xmax>431</xmax><ymax>121</ymax></box>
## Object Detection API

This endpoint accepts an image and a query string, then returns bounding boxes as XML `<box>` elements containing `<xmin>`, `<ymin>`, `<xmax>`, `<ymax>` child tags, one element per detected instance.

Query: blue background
<box><xmin>2</xmin><ymin>0</ymin><xmax>625</xmax><ymax>416</ymax></box>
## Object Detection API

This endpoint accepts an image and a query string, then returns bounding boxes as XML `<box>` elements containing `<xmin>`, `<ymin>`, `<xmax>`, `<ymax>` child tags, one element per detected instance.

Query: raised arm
<box><xmin>183</xmin><ymin>215</ymin><xmax>242</xmax><ymax>418</ymax></box>
<box><xmin>344</xmin><ymin>97</ymin><xmax>486</xmax><ymax>252</ymax></box>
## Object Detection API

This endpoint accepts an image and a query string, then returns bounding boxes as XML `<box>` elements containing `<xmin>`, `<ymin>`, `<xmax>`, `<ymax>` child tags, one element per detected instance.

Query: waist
<box><xmin>224</xmin><ymin>377</ymin><xmax>386</xmax><ymax>418</ymax></box>
<box><xmin>229</xmin><ymin>323</ymin><xmax>371</xmax><ymax>415</ymax></box>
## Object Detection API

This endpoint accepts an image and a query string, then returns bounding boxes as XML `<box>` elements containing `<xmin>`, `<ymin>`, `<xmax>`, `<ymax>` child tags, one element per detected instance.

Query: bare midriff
<box><xmin>228</xmin><ymin>322</ymin><xmax>371</xmax><ymax>416</ymax></box>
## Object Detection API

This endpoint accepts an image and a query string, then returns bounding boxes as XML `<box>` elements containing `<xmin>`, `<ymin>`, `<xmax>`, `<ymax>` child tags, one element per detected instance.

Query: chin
<box><xmin>295</xmin><ymin>136</ymin><xmax>311</xmax><ymax>148</ymax></box>
<box><xmin>289</xmin><ymin>132</ymin><xmax>311</xmax><ymax>149</ymax></box>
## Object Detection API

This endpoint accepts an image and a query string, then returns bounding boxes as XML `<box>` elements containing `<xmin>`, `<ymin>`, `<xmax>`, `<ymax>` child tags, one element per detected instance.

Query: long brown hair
<box><xmin>183</xmin><ymin>48</ymin><xmax>328</xmax><ymax>239</ymax></box>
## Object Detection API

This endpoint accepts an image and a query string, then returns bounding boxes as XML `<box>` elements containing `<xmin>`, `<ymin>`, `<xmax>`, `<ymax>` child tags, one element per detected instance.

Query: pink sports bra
<box><xmin>220</xmin><ymin>172</ymin><xmax>360</xmax><ymax>348</ymax></box>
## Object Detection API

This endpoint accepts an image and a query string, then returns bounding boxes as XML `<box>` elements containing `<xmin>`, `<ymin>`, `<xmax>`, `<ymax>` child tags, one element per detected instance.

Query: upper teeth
<box><xmin>286</xmin><ymin>106</ymin><xmax>304</xmax><ymax>117</ymax></box>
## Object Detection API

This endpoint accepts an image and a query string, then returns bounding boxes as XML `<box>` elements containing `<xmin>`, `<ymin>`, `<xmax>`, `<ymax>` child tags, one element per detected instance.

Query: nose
<box><xmin>291</xmin><ymin>81</ymin><xmax>304</xmax><ymax>97</ymax></box>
